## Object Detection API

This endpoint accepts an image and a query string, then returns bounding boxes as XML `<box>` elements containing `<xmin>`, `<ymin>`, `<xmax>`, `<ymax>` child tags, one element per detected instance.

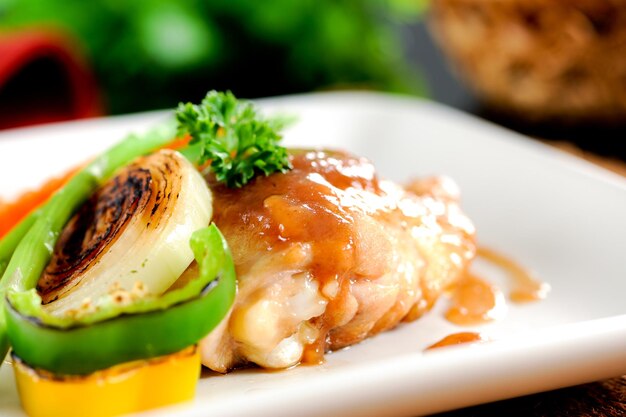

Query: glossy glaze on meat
<box><xmin>200</xmin><ymin>150</ymin><xmax>476</xmax><ymax>372</ymax></box>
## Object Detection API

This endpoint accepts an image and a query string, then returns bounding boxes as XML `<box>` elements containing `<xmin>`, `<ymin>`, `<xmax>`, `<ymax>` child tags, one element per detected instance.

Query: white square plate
<box><xmin>0</xmin><ymin>92</ymin><xmax>625</xmax><ymax>417</ymax></box>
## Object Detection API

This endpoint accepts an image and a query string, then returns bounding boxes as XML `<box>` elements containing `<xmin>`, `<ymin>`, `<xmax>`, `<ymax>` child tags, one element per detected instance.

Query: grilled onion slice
<box><xmin>37</xmin><ymin>149</ymin><xmax>213</xmax><ymax>317</ymax></box>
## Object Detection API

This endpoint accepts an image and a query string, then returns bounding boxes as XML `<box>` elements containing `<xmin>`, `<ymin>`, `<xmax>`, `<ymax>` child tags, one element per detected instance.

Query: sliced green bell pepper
<box><xmin>0</xmin><ymin>120</ymin><xmax>176</xmax><ymax>363</ymax></box>
<box><xmin>5</xmin><ymin>225</ymin><xmax>235</xmax><ymax>375</ymax></box>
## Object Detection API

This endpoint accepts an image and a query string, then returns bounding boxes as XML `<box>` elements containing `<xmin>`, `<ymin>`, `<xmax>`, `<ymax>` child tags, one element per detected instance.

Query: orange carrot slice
<box><xmin>0</xmin><ymin>166</ymin><xmax>80</xmax><ymax>239</ymax></box>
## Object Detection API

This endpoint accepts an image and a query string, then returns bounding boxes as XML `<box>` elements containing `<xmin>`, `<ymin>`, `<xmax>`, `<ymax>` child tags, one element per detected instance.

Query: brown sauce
<box><xmin>444</xmin><ymin>247</ymin><xmax>548</xmax><ymax>326</ymax></box>
<box><xmin>477</xmin><ymin>247</ymin><xmax>550</xmax><ymax>303</ymax></box>
<box><xmin>445</xmin><ymin>273</ymin><xmax>506</xmax><ymax>325</ymax></box>
<box><xmin>209</xmin><ymin>151</ymin><xmax>379</xmax><ymax>286</ymax></box>
<box><xmin>301</xmin><ymin>345</ymin><xmax>326</xmax><ymax>366</ymax></box>
<box><xmin>209</xmin><ymin>151</ymin><xmax>477</xmax><ymax>366</ymax></box>
<box><xmin>426</xmin><ymin>332</ymin><xmax>486</xmax><ymax>350</ymax></box>
<box><xmin>210</xmin><ymin>151</ymin><xmax>385</xmax><ymax>364</ymax></box>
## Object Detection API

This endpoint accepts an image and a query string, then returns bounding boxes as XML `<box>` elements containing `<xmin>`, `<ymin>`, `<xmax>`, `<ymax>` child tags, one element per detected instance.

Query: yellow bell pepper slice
<box><xmin>13</xmin><ymin>346</ymin><xmax>200</xmax><ymax>417</ymax></box>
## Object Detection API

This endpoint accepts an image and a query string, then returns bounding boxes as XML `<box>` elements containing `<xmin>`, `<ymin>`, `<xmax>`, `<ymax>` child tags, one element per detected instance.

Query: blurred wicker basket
<box><xmin>429</xmin><ymin>0</ymin><xmax>626</xmax><ymax>124</ymax></box>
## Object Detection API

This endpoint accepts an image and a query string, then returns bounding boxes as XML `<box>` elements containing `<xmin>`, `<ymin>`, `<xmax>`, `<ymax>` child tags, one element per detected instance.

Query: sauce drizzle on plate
<box><xmin>426</xmin><ymin>332</ymin><xmax>486</xmax><ymax>350</ymax></box>
<box><xmin>445</xmin><ymin>273</ymin><xmax>506</xmax><ymax>325</ymax></box>
<box><xmin>444</xmin><ymin>247</ymin><xmax>549</xmax><ymax>326</ymax></box>
<box><xmin>477</xmin><ymin>247</ymin><xmax>550</xmax><ymax>303</ymax></box>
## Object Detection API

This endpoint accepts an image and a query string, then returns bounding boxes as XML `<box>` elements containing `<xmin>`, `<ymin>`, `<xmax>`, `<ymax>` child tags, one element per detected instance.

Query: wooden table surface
<box><xmin>432</xmin><ymin>377</ymin><xmax>626</xmax><ymax>417</ymax></box>
<box><xmin>428</xmin><ymin>142</ymin><xmax>626</xmax><ymax>417</ymax></box>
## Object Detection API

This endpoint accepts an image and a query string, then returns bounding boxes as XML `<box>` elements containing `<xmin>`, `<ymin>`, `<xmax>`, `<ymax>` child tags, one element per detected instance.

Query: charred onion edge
<box><xmin>38</xmin><ymin>149</ymin><xmax>213</xmax><ymax>316</ymax></box>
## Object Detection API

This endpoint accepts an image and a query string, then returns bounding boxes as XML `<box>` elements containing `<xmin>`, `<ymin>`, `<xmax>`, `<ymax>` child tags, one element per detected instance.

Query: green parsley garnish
<box><xmin>175</xmin><ymin>91</ymin><xmax>292</xmax><ymax>188</ymax></box>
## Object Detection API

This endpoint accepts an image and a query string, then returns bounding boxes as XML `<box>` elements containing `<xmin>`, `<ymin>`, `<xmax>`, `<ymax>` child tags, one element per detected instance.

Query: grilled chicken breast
<box><xmin>200</xmin><ymin>150</ymin><xmax>476</xmax><ymax>372</ymax></box>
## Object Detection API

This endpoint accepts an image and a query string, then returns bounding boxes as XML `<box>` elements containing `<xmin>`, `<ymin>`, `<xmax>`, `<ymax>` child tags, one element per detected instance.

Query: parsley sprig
<box><xmin>176</xmin><ymin>91</ymin><xmax>292</xmax><ymax>188</ymax></box>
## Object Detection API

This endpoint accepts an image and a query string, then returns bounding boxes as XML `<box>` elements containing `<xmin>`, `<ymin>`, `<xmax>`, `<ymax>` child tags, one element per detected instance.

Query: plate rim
<box><xmin>1</xmin><ymin>91</ymin><xmax>625</xmax><ymax>417</ymax></box>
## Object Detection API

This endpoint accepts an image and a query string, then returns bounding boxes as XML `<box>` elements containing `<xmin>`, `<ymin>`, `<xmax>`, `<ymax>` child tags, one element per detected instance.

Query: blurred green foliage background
<box><xmin>1</xmin><ymin>0</ymin><xmax>427</xmax><ymax>113</ymax></box>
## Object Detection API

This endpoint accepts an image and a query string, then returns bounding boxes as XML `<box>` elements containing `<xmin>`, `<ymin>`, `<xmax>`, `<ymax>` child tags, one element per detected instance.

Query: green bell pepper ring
<box><xmin>5</xmin><ymin>225</ymin><xmax>235</xmax><ymax>375</ymax></box>
<box><xmin>0</xmin><ymin>120</ymin><xmax>178</xmax><ymax>363</ymax></box>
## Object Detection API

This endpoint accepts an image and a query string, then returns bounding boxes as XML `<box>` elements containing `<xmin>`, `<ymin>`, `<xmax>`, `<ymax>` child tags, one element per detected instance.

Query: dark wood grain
<box><xmin>430</xmin><ymin>377</ymin><xmax>626</xmax><ymax>417</ymax></box>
